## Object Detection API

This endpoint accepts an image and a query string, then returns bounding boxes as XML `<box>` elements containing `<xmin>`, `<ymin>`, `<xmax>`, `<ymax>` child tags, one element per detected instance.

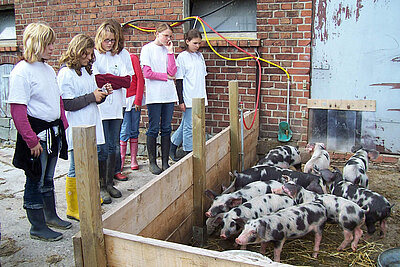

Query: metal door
<box><xmin>311</xmin><ymin>0</ymin><xmax>400</xmax><ymax>154</ymax></box>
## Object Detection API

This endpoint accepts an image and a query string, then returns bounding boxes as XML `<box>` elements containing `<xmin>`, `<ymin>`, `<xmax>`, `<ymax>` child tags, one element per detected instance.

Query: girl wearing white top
<box><xmin>140</xmin><ymin>23</ymin><xmax>178</xmax><ymax>175</ymax></box>
<box><xmin>170</xmin><ymin>29</ymin><xmax>207</xmax><ymax>160</ymax></box>
<box><xmin>8</xmin><ymin>23</ymin><xmax>71</xmax><ymax>241</ymax></box>
<box><xmin>93</xmin><ymin>19</ymin><xmax>134</xmax><ymax>202</ymax></box>
<box><xmin>58</xmin><ymin>34</ymin><xmax>108</xmax><ymax>220</ymax></box>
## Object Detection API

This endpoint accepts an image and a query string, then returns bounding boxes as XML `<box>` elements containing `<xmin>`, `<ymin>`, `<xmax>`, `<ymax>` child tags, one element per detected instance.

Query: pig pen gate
<box><xmin>71</xmin><ymin>81</ymin><xmax>286</xmax><ymax>266</ymax></box>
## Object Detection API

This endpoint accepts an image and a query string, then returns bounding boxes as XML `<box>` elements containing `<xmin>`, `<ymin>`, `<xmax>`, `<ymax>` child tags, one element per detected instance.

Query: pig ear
<box><xmin>306</xmin><ymin>143</ymin><xmax>315</xmax><ymax>152</ymax></box>
<box><xmin>233</xmin><ymin>217</ymin><xmax>247</xmax><ymax>228</ymax></box>
<box><xmin>368</xmin><ymin>150</ymin><xmax>379</xmax><ymax>160</ymax></box>
<box><xmin>282</xmin><ymin>174</ymin><xmax>291</xmax><ymax>183</ymax></box>
<box><xmin>351</xmin><ymin>144</ymin><xmax>363</xmax><ymax>153</ymax></box>
<box><xmin>256</xmin><ymin>221</ymin><xmax>267</xmax><ymax>238</ymax></box>
<box><xmin>204</xmin><ymin>189</ymin><xmax>218</xmax><ymax>200</ymax></box>
<box><xmin>230</xmin><ymin>197</ymin><xmax>243</xmax><ymax>207</ymax></box>
<box><xmin>306</xmin><ymin>182</ymin><xmax>324</xmax><ymax>194</ymax></box>
<box><xmin>215</xmin><ymin>215</ymin><xmax>223</xmax><ymax>224</ymax></box>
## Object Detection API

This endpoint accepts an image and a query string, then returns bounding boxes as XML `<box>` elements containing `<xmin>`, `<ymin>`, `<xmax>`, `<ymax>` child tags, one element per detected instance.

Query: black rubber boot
<box><xmin>26</xmin><ymin>208</ymin><xmax>63</xmax><ymax>241</ymax></box>
<box><xmin>147</xmin><ymin>135</ymin><xmax>162</xmax><ymax>175</ymax></box>
<box><xmin>106</xmin><ymin>153</ymin><xmax>122</xmax><ymax>198</ymax></box>
<box><xmin>99</xmin><ymin>160</ymin><xmax>112</xmax><ymax>204</ymax></box>
<box><xmin>169</xmin><ymin>142</ymin><xmax>182</xmax><ymax>162</ymax></box>
<box><xmin>161</xmin><ymin>135</ymin><xmax>170</xmax><ymax>171</ymax></box>
<box><xmin>43</xmin><ymin>191</ymin><xmax>72</xmax><ymax>229</ymax></box>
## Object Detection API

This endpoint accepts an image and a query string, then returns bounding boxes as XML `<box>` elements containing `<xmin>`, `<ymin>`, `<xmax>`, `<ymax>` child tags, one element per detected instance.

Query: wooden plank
<box><xmin>102</xmin><ymin>157</ymin><xmax>193</xmax><ymax>235</ymax></box>
<box><xmin>72</xmin><ymin>233</ymin><xmax>83</xmax><ymax>267</ymax></box>
<box><xmin>205</xmin><ymin>127</ymin><xmax>230</xmax><ymax>172</ymax></box>
<box><xmin>166</xmin><ymin>213</ymin><xmax>193</xmax><ymax>244</ymax></box>
<box><xmin>103</xmin><ymin>229</ymin><xmax>288</xmax><ymax>267</ymax></box>
<box><xmin>192</xmin><ymin>98</ymin><xmax>207</xmax><ymax>245</ymax></box>
<box><xmin>229</xmin><ymin>81</ymin><xmax>240</xmax><ymax>172</ymax></box>
<box><xmin>72</xmin><ymin>125</ymin><xmax>106</xmax><ymax>267</ymax></box>
<box><xmin>139</xmin><ymin>187</ymin><xmax>193</xmax><ymax>240</ymax></box>
<box><xmin>307</xmin><ymin>99</ymin><xmax>376</xmax><ymax>111</ymax></box>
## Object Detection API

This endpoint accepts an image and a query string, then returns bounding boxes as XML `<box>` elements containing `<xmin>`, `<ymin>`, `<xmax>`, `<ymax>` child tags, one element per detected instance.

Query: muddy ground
<box><xmin>204</xmin><ymin>163</ymin><xmax>400</xmax><ymax>266</ymax></box>
<box><xmin>0</xmin><ymin>144</ymin><xmax>399</xmax><ymax>267</ymax></box>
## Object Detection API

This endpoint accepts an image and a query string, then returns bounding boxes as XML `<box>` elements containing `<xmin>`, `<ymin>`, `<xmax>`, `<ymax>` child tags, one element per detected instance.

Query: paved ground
<box><xmin>0</xmin><ymin>145</ymin><xmax>158</xmax><ymax>267</ymax></box>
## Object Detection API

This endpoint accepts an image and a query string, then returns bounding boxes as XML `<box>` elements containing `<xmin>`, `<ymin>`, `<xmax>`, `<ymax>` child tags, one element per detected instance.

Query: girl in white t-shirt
<box><xmin>93</xmin><ymin>19</ymin><xmax>134</xmax><ymax>202</ymax></box>
<box><xmin>140</xmin><ymin>23</ymin><xmax>178</xmax><ymax>175</ymax></box>
<box><xmin>170</xmin><ymin>29</ymin><xmax>207</xmax><ymax>161</ymax></box>
<box><xmin>58</xmin><ymin>34</ymin><xmax>108</xmax><ymax>220</ymax></box>
<box><xmin>8</xmin><ymin>22</ymin><xmax>71</xmax><ymax>241</ymax></box>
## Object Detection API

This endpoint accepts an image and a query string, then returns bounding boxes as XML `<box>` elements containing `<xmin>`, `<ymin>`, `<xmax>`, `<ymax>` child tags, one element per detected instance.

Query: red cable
<box><xmin>198</xmin><ymin>17</ymin><xmax>262</xmax><ymax>130</ymax></box>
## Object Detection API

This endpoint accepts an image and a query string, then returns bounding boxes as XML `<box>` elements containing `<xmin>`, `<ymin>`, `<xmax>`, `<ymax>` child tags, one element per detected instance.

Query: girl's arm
<box><xmin>142</xmin><ymin>65</ymin><xmax>168</xmax><ymax>81</ymax></box>
<box><xmin>60</xmin><ymin>96</ymin><xmax>69</xmax><ymax>130</ymax></box>
<box><xmin>175</xmin><ymin>79</ymin><xmax>184</xmax><ymax>104</ymax></box>
<box><xmin>63</xmin><ymin>93</ymin><xmax>97</xmax><ymax>111</ymax></box>
<box><xmin>167</xmin><ymin>54</ymin><xmax>177</xmax><ymax>76</ymax></box>
<box><xmin>10</xmin><ymin>103</ymin><xmax>39</xmax><ymax>149</ymax></box>
<box><xmin>95</xmin><ymin>74</ymin><xmax>131</xmax><ymax>89</ymax></box>
<box><xmin>132</xmin><ymin>55</ymin><xmax>145</xmax><ymax>106</ymax></box>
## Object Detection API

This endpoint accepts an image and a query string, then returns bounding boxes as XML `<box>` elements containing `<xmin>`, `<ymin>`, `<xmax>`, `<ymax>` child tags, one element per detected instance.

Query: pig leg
<box><xmin>337</xmin><ymin>229</ymin><xmax>353</xmax><ymax>251</ymax></box>
<box><xmin>312</xmin><ymin>232</ymin><xmax>322</xmax><ymax>258</ymax></box>
<box><xmin>351</xmin><ymin>226</ymin><xmax>363</xmax><ymax>251</ymax></box>
<box><xmin>260</xmin><ymin>241</ymin><xmax>268</xmax><ymax>254</ymax></box>
<box><xmin>379</xmin><ymin>219</ymin><xmax>387</xmax><ymax>238</ymax></box>
<box><xmin>273</xmin><ymin>241</ymin><xmax>285</xmax><ymax>263</ymax></box>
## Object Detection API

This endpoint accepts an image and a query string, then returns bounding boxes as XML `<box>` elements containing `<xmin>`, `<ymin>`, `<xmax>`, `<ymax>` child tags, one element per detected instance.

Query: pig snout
<box><xmin>220</xmin><ymin>233</ymin><xmax>227</xmax><ymax>240</ymax></box>
<box><xmin>235</xmin><ymin>237</ymin><xmax>247</xmax><ymax>246</ymax></box>
<box><xmin>205</xmin><ymin>211</ymin><xmax>212</xmax><ymax>218</ymax></box>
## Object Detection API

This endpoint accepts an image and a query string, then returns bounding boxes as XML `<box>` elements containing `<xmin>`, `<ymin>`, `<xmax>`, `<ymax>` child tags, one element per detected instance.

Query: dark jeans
<box><xmin>23</xmin><ymin>137</ymin><xmax>60</xmax><ymax>209</ymax></box>
<box><xmin>98</xmin><ymin>119</ymin><xmax>122</xmax><ymax>162</ymax></box>
<box><xmin>146</xmin><ymin>102</ymin><xmax>174</xmax><ymax>138</ymax></box>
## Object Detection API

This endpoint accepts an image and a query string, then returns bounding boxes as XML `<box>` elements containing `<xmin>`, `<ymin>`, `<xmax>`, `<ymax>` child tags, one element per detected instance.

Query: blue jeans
<box><xmin>171</xmin><ymin>108</ymin><xmax>193</xmax><ymax>151</ymax></box>
<box><xmin>23</xmin><ymin>138</ymin><xmax>59</xmax><ymax>209</ymax></box>
<box><xmin>146</xmin><ymin>103</ymin><xmax>174</xmax><ymax>138</ymax></box>
<box><xmin>68</xmin><ymin>146</ymin><xmax>101</xmax><ymax>177</ymax></box>
<box><xmin>120</xmin><ymin>108</ymin><xmax>141</xmax><ymax>141</ymax></box>
<box><xmin>98</xmin><ymin>119</ymin><xmax>122</xmax><ymax>161</ymax></box>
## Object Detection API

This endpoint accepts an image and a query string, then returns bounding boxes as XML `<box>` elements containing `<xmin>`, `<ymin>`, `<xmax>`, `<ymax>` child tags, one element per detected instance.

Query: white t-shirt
<box><xmin>8</xmin><ymin>61</ymin><xmax>61</xmax><ymax>122</ymax></box>
<box><xmin>176</xmin><ymin>51</ymin><xmax>208</xmax><ymax>108</ymax></box>
<box><xmin>58</xmin><ymin>67</ymin><xmax>105</xmax><ymax>150</ymax></box>
<box><xmin>140</xmin><ymin>41</ymin><xmax>178</xmax><ymax>104</ymax></box>
<box><xmin>93</xmin><ymin>48</ymin><xmax>134</xmax><ymax>120</ymax></box>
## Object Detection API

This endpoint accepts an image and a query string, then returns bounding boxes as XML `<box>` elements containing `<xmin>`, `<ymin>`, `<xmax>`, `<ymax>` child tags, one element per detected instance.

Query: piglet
<box><xmin>219</xmin><ymin>194</ymin><xmax>295</xmax><ymax>240</ymax></box>
<box><xmin>204</xmin><ymin>180</ymin><xmax>283</xmax><ymax>218</ymax></box>
<box><xmin>342</xmin><ymin>145</ymin><xmax>379</xmax><ymax>188</ymax></box>
<box><xmin>256</xmin><ymin>145</ymin><xmax>302</xmax><ymax>171</ymax></box>
<box><xmin>304</xmin><ymin>143</ymin><xmax>330</xmax><ymax>174</ymax></box>
<box><xmin>278</xmin><ymin>182</ymin><xmax>367</xmax><ymax>251</ymax></box>
<box><xmin>330</xmin><ymin>178</ymin><xmax>393</xmax><ymax>238</ymax></box>
<box><xmin>235</xmin><ymin>201</ymin><xmax>327</xmax><ymax>262</ymax></box>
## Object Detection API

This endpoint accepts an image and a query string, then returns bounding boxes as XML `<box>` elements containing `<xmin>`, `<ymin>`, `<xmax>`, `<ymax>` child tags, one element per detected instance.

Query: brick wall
<box><xmin>0</xmin><ymin>0</ymin><xmax>312</xmax><ymax>148</ymax></box>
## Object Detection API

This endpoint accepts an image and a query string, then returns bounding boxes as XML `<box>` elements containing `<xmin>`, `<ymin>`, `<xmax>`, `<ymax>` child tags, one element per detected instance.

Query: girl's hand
<box><xmin>167</xmin><ymin>74</ymin><xmax>175</xmax><ymax>80</ymax></box>
<box><xmin>166</xmin><ymin>41</ymin><xmax>174</xmax><ymax>53</ymax></box>
<box><xmin>179</xmin><ymin>103</ymin><xmax>186</xmax><ymax>112</ymax></box>
<box><xmin>94</xmin><ymin>89</ymin><xmax>107</xmax><ymax>103</ymax></box>
<box><xmin>103</xmin><ymin>83</ymin><xmax>113</xmax><ymax>94</ymax></box>
<box><xmin>30</xmin><ymin>142</ymin><xmax>43</xmax><ymax>158</ymax></box>
<box><xmin>134</xmin><ymin>104</ymin><xmax>141</xmax><ymax>111</ymax></box>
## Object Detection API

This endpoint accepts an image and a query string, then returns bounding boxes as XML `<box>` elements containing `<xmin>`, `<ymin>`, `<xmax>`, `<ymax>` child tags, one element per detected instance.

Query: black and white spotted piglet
<box><xmin>277</xmin><ymin>182</ymin><xmax>367</xmax><ymax>251</ymax></box>
<box><xmin>235</xmin><ymin>201</ymin><xmax>327</xmax><ymax>263</ymax></box>
<box><xmin>304</xmin><ymin>143</ymin><xmax>330</xmax><ymax>174</ymax></box>
<box><xmin>330</xmin><ymin>179</ymin><xmax>393</xmax><ymax>237</ymax></box>
<box><xmin>343</xmin><ymin>145</ymin><xmax>379</xmax><ymax>188</ymax></box>
<box><xmin>204</xmin><ymin>180</ymin><xmax>283</xmax><ymax>218</ymax></box>
<box><xmin>219</xmin><ymin>194</ymin><xmax>295</xmax><ymax>240</ymax></box>
<box><xmin>256</xmin><ymin>145</ymin><xmax>302</xmax><ymax>171</ymax></box>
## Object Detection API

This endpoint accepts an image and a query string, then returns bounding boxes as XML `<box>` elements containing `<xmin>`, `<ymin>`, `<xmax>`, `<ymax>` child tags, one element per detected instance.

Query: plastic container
<box><xmin>377</xmin><ymin>247</ymin><xmax>400</xmax><ymax>267</ymax></box>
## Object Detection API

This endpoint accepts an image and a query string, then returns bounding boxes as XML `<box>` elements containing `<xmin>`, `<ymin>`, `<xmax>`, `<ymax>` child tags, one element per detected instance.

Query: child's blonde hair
<box><xmin>155</xmin><ymin>23</ymin><xmax>173</xmax><ymax>34</ymax></box>
<box><xmin>95</xmin><ymin>19</ymin><xmax>124</xmax><ymax>55</ymax></box>
<box><xmin>59</xmin><ymin>34</ymin><xmax>95</xmax><ymax>76</ymax></box>
<box><xmin>22</xmin><ymin>22</ymin><xmax>56</xmax><ymax>63</ymax></box>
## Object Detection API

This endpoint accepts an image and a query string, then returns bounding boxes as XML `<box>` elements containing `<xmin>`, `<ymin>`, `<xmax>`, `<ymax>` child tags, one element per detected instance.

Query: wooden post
<box><xmin>192</xmin><ymin>98</ymin><xmax>207</xmax><ymax>246</ymax></box>
<box><xmin>229</xmin><ymin>81</ymin><xmax>240</xmax><ymax>173</ymax></box>
<box><xmin>73</xmin><ymin>125</ymin><xmax>107</xmax><ymax>267</ymax></box>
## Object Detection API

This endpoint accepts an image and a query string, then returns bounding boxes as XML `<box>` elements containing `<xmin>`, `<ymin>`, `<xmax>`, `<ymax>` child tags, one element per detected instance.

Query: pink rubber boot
<box><xmin>130</xmin><ymin>138</ymin><xmax>139</xmax><ymax>170</ymax></box>
<box><xmin>120</xmin><ymin>140</ymin><xmax>127</xmax><ymax>171</ymax></box>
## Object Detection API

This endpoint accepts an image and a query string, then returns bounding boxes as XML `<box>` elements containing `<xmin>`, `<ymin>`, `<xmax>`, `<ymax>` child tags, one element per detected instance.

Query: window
<box><xmin>0</xmin><ymin>6</ymin><xmax>16</xmax><ymax>46</ymax></box>
<box><xmin>188</xmin><ymin>0</ymin><xmax>256</xmax><ymax>34</ymax></box>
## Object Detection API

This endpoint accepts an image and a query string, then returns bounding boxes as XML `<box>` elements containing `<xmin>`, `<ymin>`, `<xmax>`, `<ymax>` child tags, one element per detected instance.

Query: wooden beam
<box><xmin>192</xmin><ymin>98</ymin><xmax>207</xmax><ymax>246</ymax></box>
<box><xmin>307</xmin><ymin>99</ymin><xmax>376</xmax><ymax>111</ymax></box>
<box><xmin>229</xmin><ymin>81</ymin><xmax>240</xmax><ymax>172</ymax></box>
<box><xmin>72</xmin><ymin>125</ymin><xmax>107</xmax><ymax>267</ymax></box>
